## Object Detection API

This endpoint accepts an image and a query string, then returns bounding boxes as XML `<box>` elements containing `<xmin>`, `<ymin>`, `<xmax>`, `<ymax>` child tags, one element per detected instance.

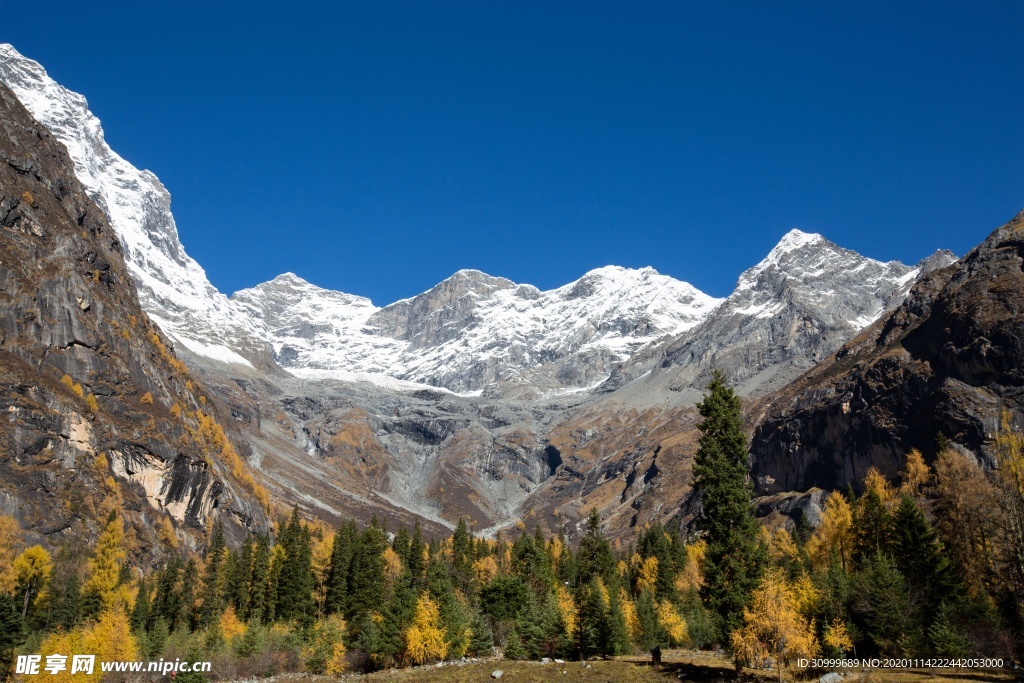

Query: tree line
<box><xmin>1</xmin><ymin>372</ymin><xmax>1021</xmax><ymax>680</ymax></box>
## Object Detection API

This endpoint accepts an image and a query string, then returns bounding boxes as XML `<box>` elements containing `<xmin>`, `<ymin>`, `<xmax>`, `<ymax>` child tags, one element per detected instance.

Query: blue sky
<box><xmin>2</xmin><ymin>1</ymin><xmax>1021</xmax><ymax>304</ymax></box>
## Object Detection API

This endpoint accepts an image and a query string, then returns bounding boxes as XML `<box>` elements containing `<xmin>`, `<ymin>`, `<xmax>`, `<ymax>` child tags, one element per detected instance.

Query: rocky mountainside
<box><xmin>0</xmin><ymin>44</ymin><xmax>270</xmax><ymax>371</ymax></box>
<box><xmin>0</xmin><ymin>81</ymin><xmax>269</xmax><ymax>560</ymax></box>
<box><xmin>1</xmin><ymin>42</ymin><xmax>975</xmax><ymax>542</ymax></box>
<box><xmin>604</xmin><ymin>230</ymin><xmax>955</xmax><ymax>402</ymax></box>
<box><xmin>750</xmin><ymin>211</ymin><xmax>1024</xmax><ymax>496</ymax></box>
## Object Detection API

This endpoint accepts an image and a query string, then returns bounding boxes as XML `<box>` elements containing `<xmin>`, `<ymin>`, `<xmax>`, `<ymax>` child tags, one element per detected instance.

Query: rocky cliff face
<box><xmin>0</xmin><ymin>43</ymin><xmax>272</xmax><ymax>370</ymax></box>
<box><xmin>750</xmin><ymin>212</ymin><xmax>1024</xmax><ymax>495</ymax></box>
<box><xmin>0</xmin><ymin>82</ymin><xmax>269</xmax><ymax>559</ymax></box>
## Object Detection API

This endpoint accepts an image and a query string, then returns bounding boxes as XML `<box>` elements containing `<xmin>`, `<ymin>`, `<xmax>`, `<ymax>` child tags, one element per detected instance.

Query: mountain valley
<box><xmin>1</xmin><ymin>41</ymin><xmax>1017</xmax><ymax>558</ymax></box>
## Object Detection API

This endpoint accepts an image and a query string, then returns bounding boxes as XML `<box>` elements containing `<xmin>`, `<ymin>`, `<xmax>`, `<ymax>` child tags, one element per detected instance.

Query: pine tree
<box><xmin>325</xmin><ymin>521</ymin><xmax>356</xmax><ymax>616</ymax></box>
<box><xmin>503</xmin><ymin>627</ymin><xmax>526</xmax><ymax>660</ymax></box>
<box><xmin>634</xmin><ymin>590</ymin><xmax>664</xmax><ymax>652</ymax></box>
<box><xmin>577</xmin><ymin>509</ymin><xmax>615</xmax><ymax>585</ymax></box>
<box><xmin>467</xmin><ymin>608</ymin><xmax>494</xmax><ymax>656</ymax></box>
<box><xmin>0</xmin><ymin>592</ymin><xmax>24</xmax><ymax>681</ymax></box>
<box><xmin>408</xmin><ymin>521</ymin><xmax>426</xmax><ymax>588</ymax></box>
<box><xmin>606</xmin><ymin>586</ymin><xmax>632</xmax><ymax>655</ymax></box>
<box><xmin>131</xmin><ymin>577</ymin><xmax>151</xmax><ymax>633</ymax></box>
<box><xmin>224</xmin><ymin>541</ymin><xmax>249</xmax><ymax>617</ymax></box>
<box><xmin>638</xmin><ymin>522</ymin><xmax>677</xmax><ymax>601</ymax></box>
<box><xmin>452</xmin><ymin>518</ymin><xmax>474</xmax><ymax>593</ymax></box>
<box><xmin>152</xmin><ymin>557</ymin><xmax>183</xmax><ymax>630</ymax></box>
<box><xmin>247</xmin><ymin>535</ymin><xmax>270</xmax><ymax>622</ymax></box>
<box><xmin>48</xmin><ymin>569</ymin><xmax>81</xmax><ymax>633</ymax></box>
<box><xmin>276</xmin><ymin>510</ymin><xmax>315</xmax><ymax>627</ymax></box>
<box><xmin>348</xmin><ymin>521</ymin><xmax>389</xmax><ymax>622</ymax></box>
<box><xmin>855</xmin><ymin>487</ymin><xmax>895</xmax><ymax>560</ymax></box>
<box><xmin>176</xmin><ymin>558</ymin><xmax>199</xmax><ymax>631</ymax></box>
<box><xmin>575</xmin><ymin>577</ymin><xmax>608</xmax><ymax>658</ymax></box>
<box><xmin>892</xmin><ymin>496</ymin><xmax>959</xmax><ymax>620</ymax></box>
<box><xmin>198</xmin><ymin>522</ymin><xmax>226</xmax><ymax>628</ymax></box>
<box><xmin>691</xmin><ymin>369</ymin><xmax>766</xmax><ymax>641</ymax></box>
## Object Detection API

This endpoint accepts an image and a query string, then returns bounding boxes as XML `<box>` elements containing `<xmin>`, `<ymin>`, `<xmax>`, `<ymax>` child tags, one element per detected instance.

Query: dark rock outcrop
<box><xmin>0</xmin><ymin>82</ymin><xmax>269</xmax><ymax>559</ymax></box>
<box><xmin>750</xmin><ymin>212</ymin><xmax>1024</xmax><ymax>495</ymax></box>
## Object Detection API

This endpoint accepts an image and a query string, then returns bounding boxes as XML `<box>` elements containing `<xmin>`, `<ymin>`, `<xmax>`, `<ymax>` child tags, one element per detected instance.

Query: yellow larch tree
<box><xmin>383</xmin><ymin>546</ymin><xmax>404</xmax><ymax>587</ymax></box>
<box><xmin>405</xmin><ymin>593</ymin><xmax>447</xmax><ymax>665</ymax></box>
<box><xmin>618</xmin><ymin>587</ymin><xmax>641</xmax><ymax>642</ymax></box>
<box><xmin>0</xmin><ymin>514</ymin><xmax>24</xmax><ymax>595</ymax></box>
<box><xmin>554</xmin><ymin>582</ymin><xmax>578</xmax><ymax>635</ymax></box>
<box><xmin>635</xmin><ymin>555</ymin><xmax>659</xmax><ymax>595</ymax></box>
<box><xmin>657</xmin><ymin>600</ymin><xmax>689</xmax><ymax>647</ymax></box>
<box><xmin>219</xmin><ymin>605</ymin><xmax>247</xmax><ymax>643</ymax></box>
<box><xmin>472</xmin><ymin>556</ymin><xmax>499</xmax><ymax>585</ymax></box>
<box><xmin>311</xmin><ymin>529</ymin><xmax>335</xmax><ymax>616</ymax></box>
<box><xmin>806</xmin><ymin>492</ymin><xmax>853</xmax><ymax>572</ymax></box>
<box><xmin>899</xmin><ymin>449</ymin><xmax>930</xmax><ymax>500</ymax></box>
<box><xmin>769</xmin><ymin>528</ymin><xmax>799</xmax><ymax>566</ymax></box>
<box><xmin>14</xmin><ymin>545</ymin><xmax>52</xmax><ymax>617</ymax></box>
<box><xmin>83</xmin><ymin>607</ymin><xmax>139</xmax><ymax>674</ymax></box>
<box><xmin>83</xmin><ymin>513</ymin><xmax>132</xmax><ymax>612</ymax></box>
<box><xmin>675</xmin><ymin>539</ymin><xmax>705</xmax><ymax>594</ymax></box>
<box><xmin>731</xmin><ymin>569</ymin><xmax>818</xmax><ymax>682</ymax></box>
<box><xmin>822</xmin><ymin>618</ymin><xmax>853</xmax><ymax>656</ymax></box>
<box><xmin>995</xmin><ymin>409</ymin><xmax>1024</xmax><ymax>497</ymax></box>
<box><xmin>863</xmin><ymin>467</ymin><xmax>896</xmax><ymax>507</ymax></box>
<box><xmin>40</xmin><ymin>607</ymin><xmax>140</xmax><ymax>683</ymax></box>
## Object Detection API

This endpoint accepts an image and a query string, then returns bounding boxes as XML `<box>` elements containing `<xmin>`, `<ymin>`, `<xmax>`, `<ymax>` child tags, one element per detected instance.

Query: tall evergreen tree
<box><xmin>325</xmin><ymin>521</ymin><xmax>356</xmax><ymax>616</ymax></box>
<box><xmin>892</xmin><ymin>496</ymin><xmax>959</xmax><ymax>620</ymax></box>
<box><xmin>198</xmin><ymin>522</ymin><xmax>226</xmax><ymax>628</ymax></box>
<box><xmin>691</xmin><ymin>369</ymin><xmax>766</xmax><ymax>642</ymax></box>
<box><xmin>152</xmin><ymin>557</ymin><xmax>183</xmax><ymax>631</ymax></box>
<box><xmin>276</xmin><ymin>509</ymin><xmax>315</xmax><ymax>627</ymax></box>
<box><xmin>855</xmin><ymin>488</ymin><xmax>895</xmax><ymax>560</ymax></box>
<box><xmin>247</xmin><ymin>535</ymin><xmax>270</xmax><ymax>623</ymax></box>
<box><xmin>577</xmin><ymin>509</ymin><xmax>615</xmax><ymax>585</ymax></box>
<box><xmin>131</xmin><ymin>577</ymin><xmax>151</xmax><ymax>633</ymax></box>
<box><xmin>408</xmin><ymin>521</ymin><xmax>426</xmax><ymax>587</ymax></box>
<box><xmin>176</xmin><ymin>558</ymin><xmax>200</xmax><ymax>631</ymax></box>
<box><xmin>452</xmin><ymin>518</ymin><xmax>474</xmax><ymax>593</ymax></box>
<box><xmin>0</xmin><ymin>592</ymin><xmax>24</xmax><ymax>681</ymax></box>
<box><xmin>347</xmin><ymin>521</ymin><xmax>389</xmax><ymax>622</ymax></box>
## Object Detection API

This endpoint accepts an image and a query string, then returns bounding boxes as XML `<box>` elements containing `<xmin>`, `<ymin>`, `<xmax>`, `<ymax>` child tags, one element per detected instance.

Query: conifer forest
<box><xmin>1</xmin><ymin>374</ymin><xmax>1022</xmax><ymax>681</ymax></box>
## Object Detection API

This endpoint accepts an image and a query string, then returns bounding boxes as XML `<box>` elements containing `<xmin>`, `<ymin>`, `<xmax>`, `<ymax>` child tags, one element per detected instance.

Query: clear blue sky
<box><xmin>2</xmin><ymin>2</ymin><xmax>1021</xmax><ymax>304</ymax></box>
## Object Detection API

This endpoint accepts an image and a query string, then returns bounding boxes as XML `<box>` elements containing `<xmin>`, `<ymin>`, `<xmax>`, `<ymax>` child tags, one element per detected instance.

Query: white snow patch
<box><xmin>172</xmin><ymin>335</ymin><xmax>255</xmax><ymax>368</ymax></box>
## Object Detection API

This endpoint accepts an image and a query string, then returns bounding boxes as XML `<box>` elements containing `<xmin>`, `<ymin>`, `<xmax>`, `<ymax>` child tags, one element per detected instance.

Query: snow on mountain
<box><xmin>234</xmin><ymin>266</ymin><xmax>724</xmax><ymax>394</ymax></box>
<box><xmin>729</xmin><ymin>228</ymin><xmax>926</xmax><ymax>327</ymax></box>
<box><xmin>601</xmin><ymin>229</ymin><xmax>956</xmax><ymax>402</ymax></box>
<box><xmin>0</xmin><ymin>43</ymin><xmax>952</xmax><ymax>399</ymax></box>
<box><xmin>0</xmin><ymin>43</ymin><xmax>723</xmax><ymax>393</ymax></box>
<box><xmin>649</xmin><ymin>228</ymin><xmax>957</xmax><ymax>395</ymax></box>
<box><xmin>0</xmin><ymin>43</ymin><xmax>260</xmax><ymax>367</ymax></box>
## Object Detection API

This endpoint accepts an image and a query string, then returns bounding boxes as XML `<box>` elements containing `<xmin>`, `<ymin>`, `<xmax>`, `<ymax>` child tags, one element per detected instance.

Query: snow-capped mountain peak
<box><xmin>0</xmin><ymin>43</ymin><xmax>262</xmax><ymax>367</ymax></box>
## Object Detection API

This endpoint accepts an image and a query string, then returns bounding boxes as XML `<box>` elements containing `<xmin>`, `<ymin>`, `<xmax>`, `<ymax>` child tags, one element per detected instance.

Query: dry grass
<box><xmin>251</xmin><ymin>651</ymin><xmax>1017</xmax><ymax>683</ymax></box>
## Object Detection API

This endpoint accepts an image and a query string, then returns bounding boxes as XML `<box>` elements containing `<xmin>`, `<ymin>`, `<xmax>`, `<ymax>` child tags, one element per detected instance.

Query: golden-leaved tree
<box><xmin>39</xmin><ymin>607</ymin><xmax>137</xmax><ymax>683</ymax></box>
<box><xmin>83</xmin><ymin>514</ymin><xmax>132</xmax><ymax>614</ymax></box>
<box><xmin>731</xmin><ymin>569</ymin><xmax>818</xmax><ymax>682</ymax></box>
<box><xmin>405</xmin><ymin>593</ymin><xmax>447</xmax><ymax>665</ymax></box>
<box><xmin>14</xmin><ymin>545</ymin><xmax>52</xmax><ymax>617</ymax></box>
<box><xmin>0</xmin><ymin>514</ymin><xmax>24</xmax><ymax>595</ymax></box>
<box><xmin>806</xmin><ymin>492</ymin><xmax>853</xmax><ymax>572</ymax></box>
